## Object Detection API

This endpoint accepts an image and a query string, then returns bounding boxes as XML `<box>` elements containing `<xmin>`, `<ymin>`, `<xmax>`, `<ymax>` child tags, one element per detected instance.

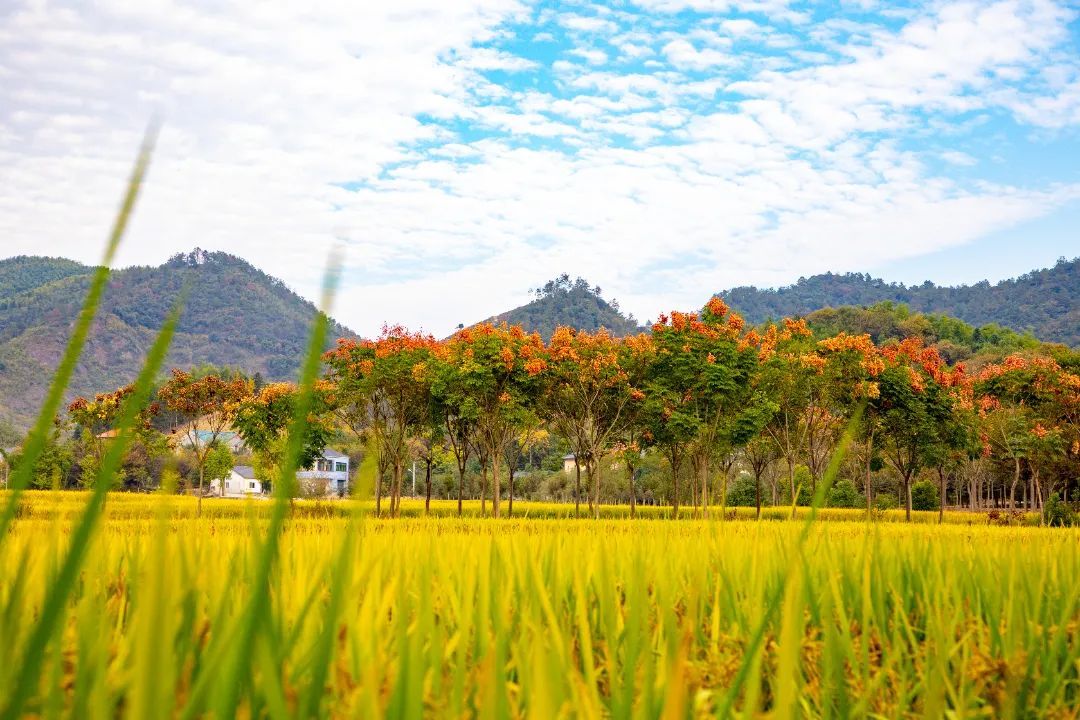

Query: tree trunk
<box><xmin>1009</xmin><ymin>457</ymin><xmax>1021</xmax><ymax>510</ymax></box>
<box><xmin>480</xmin><ymin>461</ymin><xmax>488</xmax><ymax>516</ymax></box>
<box><xmin>197</xmin><ymin>462</ymin><xmax>204</xmax><ymax>517</ymax></box>
<box><xmin>787</xmin><ymin>458</ymin><xmax>796</xmax><ymax>520</ymax></box>
<box><xmin>574</xmin><ymin>459</ymin><xmax>581</xmax><ymax>519</ymax></box>
<box><xmin>671</xmin><ymin>453</ymin><xmax>681</xmax><ymax>520</ymax></box>
<box><xmin>592</xmin><ymin>457</ymin><xmax>601</xmax><ymax>520</ymax></box>
<box><xmin>375</xmin><ymin>471</ymin><xmax>383</xmax><ymax>516</ymax></box>
<box><xmin>392</xmin><ymin>462</ymin><xmax>403</xmax><ymax>518</ymax></box>
<box><xmin>508</xmin><ymin>466</ymin><xmax>514</xmax><ymax>518</ymax></box>
<box><xmin>456</xmin><ymin>462</ymin><xmax>464</xmax><ymax>517</ymax></box>
<box><xmin>904</xmin><ymin>474</ymin><xmax>912</xmax><ymax>522</ymax></box>
<box><xmin>937</xmin><ymin>467</ymin><xmax>946</xmax><ymax>525</ymax></box>
<box><xmin>755</xmin><ymin>470</ymin><xmax>762</xmax><ymax>521</ymax></box>
<box><xmin>491</xmin><ymin>448</ymin><xmax>501</xmax><ymax>519</ymax></box>
<box><xmin>627</xmin><ymin>460</ymin><xmax>636</xmax><ymax>519</ymax></box>
<box><xmin>1034</xmin><ymin>469</ymin><xmax>1044</xmax><ymax>526</ymax></box>
<box><xmin>702</xmin><ymin>457</ymin><xmax>712</xmax><ymax>521</ymax></box>
<box><xmin>425</xmin><ymin>460</ymin><xmax>433</xmax><ymax>515</ymax></box>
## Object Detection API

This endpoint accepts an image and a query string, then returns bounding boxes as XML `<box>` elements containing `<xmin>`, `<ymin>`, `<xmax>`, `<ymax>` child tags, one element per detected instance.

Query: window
<box><xmin>225</xmin><ymin>481</ymin><xmax>230</xmax><ymax>489</ymax></box>
<box><xmin>249</xmin><ymin>481</ymin><xmax>256</xmax><ymax>490</ymax></box>
<box><xmin>335</xmin><ymin>462</ymin><xmax>347</xmax><ymax>472</ymax></box>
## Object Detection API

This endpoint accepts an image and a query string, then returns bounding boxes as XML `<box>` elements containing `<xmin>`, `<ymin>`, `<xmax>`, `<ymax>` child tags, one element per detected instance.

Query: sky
<box><xmin>1</xmin><ymin>0</ymin><xmax>1078</xmax><ymax>336</ymax></box>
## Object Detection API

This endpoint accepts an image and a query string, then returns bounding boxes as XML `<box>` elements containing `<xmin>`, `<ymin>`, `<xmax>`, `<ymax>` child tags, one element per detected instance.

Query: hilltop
<box><xmin>481</xmin><ymin>275</ymin><xmax>644</xmax><ymax>339</ymax></box>
<box><xmin>719</xmin><ymin>257</ymin><xmax>1080</xmax><ymax>346</ymax></box>
<box><xmin>0</xmin><ymin>249</ymin><xmax>354</xmax><ymax>429</ymax></box>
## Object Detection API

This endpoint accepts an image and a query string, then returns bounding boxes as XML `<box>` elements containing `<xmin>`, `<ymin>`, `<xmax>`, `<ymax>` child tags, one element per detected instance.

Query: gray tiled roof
<box><xmin>322</xmin><ymin>447</ymin><xmax>348</xmax><ymax>460</ymax></box>
<box><xmin>232</xmin><ymin>465</ymin><xmax>257</xmax><ymax>479</ymax></box>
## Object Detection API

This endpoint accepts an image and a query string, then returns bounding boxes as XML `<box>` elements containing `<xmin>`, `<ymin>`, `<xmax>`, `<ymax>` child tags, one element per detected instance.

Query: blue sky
<box><xmin>1</xmin><ymin>0</ymin><xmax>1078</xmax><ymax>334</ymax></box>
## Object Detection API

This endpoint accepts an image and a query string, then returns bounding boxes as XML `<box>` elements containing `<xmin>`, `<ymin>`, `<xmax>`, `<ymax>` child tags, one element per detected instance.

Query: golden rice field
<box><xmin>2</xmin><ymin>491</ymin><xmax>1078</xmax><ymax>718</ymax></box>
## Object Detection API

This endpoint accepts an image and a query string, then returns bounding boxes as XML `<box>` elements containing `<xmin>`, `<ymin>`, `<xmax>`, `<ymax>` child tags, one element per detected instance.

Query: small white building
<box><xmin>211</xmin><ymin>465</ymin><xmax>264</xmax><ymax>498</ymax></box>
<box><xmin>297</xmin><ymin>447</ymin><xmax>351</xmax><ymax>497</ymax></box>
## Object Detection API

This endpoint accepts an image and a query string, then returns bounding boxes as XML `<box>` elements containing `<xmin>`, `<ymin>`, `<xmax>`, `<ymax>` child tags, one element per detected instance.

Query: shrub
<box><xmin>780</xmin><ymin>466</ymin><xmax>814</xmax><ymax>507</ymax></box>
<box><xmin>911</xmin><ymin>480</ymin><xmax>939</xmax><ymax>511</ymax></box>
<box><xmin>726</xmin><ymin>472</ymin><xmax>760</xmax><ymax>507</ymax></box>
<box><xmin>1045</xmin><ymin>493</ymin><xmax>1077</xmax><ymax>527</ymax></box>
<box><xmin>875</xmin><ymin>494</ymin><xmax>899</xmax><ymax>510</ymax></box>
<box><xmin>827</xmin><ymin>479</ymin><xmax>859</xmax><ymax>508</ymax></box>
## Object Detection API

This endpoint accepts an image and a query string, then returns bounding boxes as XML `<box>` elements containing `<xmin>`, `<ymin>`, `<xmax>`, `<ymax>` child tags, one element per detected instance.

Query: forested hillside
<box><xmin>483</xmin><ymin>275</ymin><xmax>644</xmax><ymax>339</ymax></box>
<box><xmin>0</xmin><ymin>249</ymin><xmax>354</xmax><ymax>429</ymax></box>
<box><xmin>720</xmin><ymin>257</ymin><xmax>1080</xmax><ymax>346</ymax></box>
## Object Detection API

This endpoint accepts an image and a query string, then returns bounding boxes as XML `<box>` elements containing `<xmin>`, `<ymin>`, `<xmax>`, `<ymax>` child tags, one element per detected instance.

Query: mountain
<box><xmin>482</xmin><ymin>275</ymin><xmax>645</xmax><ymax>339</ymax></box>
<box><xmin>719</xmin><ymin>257</ymin><xmax>1080</xmax><ymax>347</ymax></box>
<box><xmin>0</xmin><ymin>249</ymin><xmax>355</xmax><ymax>430</ymax></box>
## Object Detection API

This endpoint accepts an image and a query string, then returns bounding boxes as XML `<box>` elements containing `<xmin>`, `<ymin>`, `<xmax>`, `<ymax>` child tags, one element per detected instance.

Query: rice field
<box><xmin>1</xmin><ymin>491</ymin><xmax>1077</xmax><ymax>718</ymax></box>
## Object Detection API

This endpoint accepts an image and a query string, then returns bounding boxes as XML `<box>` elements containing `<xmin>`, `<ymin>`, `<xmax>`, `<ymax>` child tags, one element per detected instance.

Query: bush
<box><xmin>780</xmin><ymin>466</ymin><xmax>814</xmax><ymax>507</ymax></box>
<box><xmin>1045</xmin><ymin>493</ymin><xmax>1077</xmax><ymax>527</ymax></box>
<box><xmin>726</xmin><ymin>472</ymin><xmax>761</xmax><ymax>508</ymax></box>
<box><xmin>875</xmin><ymin>494</ymin><xmax>899</xmax><ymax>510</ymax></box>
<box><xmin>828</xmin><ymin>479</ymin><xmax>859</xmax><ymax>508</ymax></box>
<box><xmin>911</xmin><ymin>480</ymin><xmax>939</xmax><ymax>511</ymax></box>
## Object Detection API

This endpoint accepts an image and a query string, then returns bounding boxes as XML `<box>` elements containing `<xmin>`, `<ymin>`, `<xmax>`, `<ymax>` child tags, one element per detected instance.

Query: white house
<box><xmin>297</xmin><ymin>447</ymin><xmax>351</xmax><ymax>497</ymax></box>
<box><xmin>210</xmin><ymin>465</ymin><xmax>264</xmax><ymax>498</ymax></box>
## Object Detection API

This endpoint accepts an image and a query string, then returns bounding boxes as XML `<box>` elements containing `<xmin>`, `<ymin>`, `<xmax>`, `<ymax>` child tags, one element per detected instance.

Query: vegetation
<box><xmin>0</xmin><ymin>250</ymin><xmax>354</xmax><ymax>428</ymax></box>
<box><xmin>720</xmin><ymin>256</ymin><xmax>1080</xmax><ymax>346</ymax></box>
<box><xmin>482</xmin><ymin>274</ymin><xmax>643</xmax><ymax>339</ymax></box>
<box><xmin>1</xmin><ymin>491</ymin><xmax>1079</xmax><ymax>717</ymax></box>
<box><xmin>4</xmin><ymin>141</ymin><xmax>1080</xmax><ymax>719</ymax></box>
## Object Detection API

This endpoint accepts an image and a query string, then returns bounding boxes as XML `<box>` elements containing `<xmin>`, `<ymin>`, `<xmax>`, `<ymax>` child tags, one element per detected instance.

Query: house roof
<box><xmin>322</xmin><ymin>447</ymin><xmax>348</xmax><ymax>460</ymax></box>
<box><xmin>562</xmin><ymin>453</ymin><xmax>576</xmax><ymax>460</ymax></box>
<box><xmin>232</xmin><ymin>465</ymin><xmax>257</xmax><ymax>479</ymax></box>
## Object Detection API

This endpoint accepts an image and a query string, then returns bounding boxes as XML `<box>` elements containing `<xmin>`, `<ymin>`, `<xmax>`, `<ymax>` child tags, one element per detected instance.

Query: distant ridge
<box><xmin>0</xmin><ymin>249</ymin><xmax>355</xmax><ymax>429</ymax></box>
<box><xmin>719</xmin><ymin>257</ymin><xmax>1080</xmax><ymax>347</ymax></box>
<box><xmin>480</xmin><ymin>274</ymin><xmax>644</xmax><ymax>339</ymax></box>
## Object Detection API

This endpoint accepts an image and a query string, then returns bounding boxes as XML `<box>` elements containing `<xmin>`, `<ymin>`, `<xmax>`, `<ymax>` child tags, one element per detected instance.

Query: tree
<box><xmin>440</xmin><ymin>324</ymin><xmax>545</xmax><ymax>518</ymax></box>
<box><xmin>871</xmin><ymin>339</ymin><xmax>959</xmax><ymax>521</ymax></box>
<box><xmin>322</xmin><ymin>327</ymin><xmax>438</xmax><ymax>516</ymax></box>
<box><xmin>643</xmin><ymin>299</ymin><xmax>758</xmax><ymax>519</ymax></box>
<box><xmin>541</xmin><ymin>328</ymin><xmax>648</xmax><ymax>519</ymax></box>
<box><xmin>157</xmin><ymin>369</ymin><xmax>250</xmax><ymax>513</ymax></box>
<box><xmin>68</xmin><ymin>384</ymin><xmax>156</xmax><ymax>488</ymax></box>
<box><xmin>204</xmin><ymin>441</ymin><xmax>234</xmax><ymax>491</ymax></box>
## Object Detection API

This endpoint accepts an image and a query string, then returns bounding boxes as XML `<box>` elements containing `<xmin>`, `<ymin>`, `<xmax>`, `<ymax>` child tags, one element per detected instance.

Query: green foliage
<box><xmin>727</xmin><ymin>472</ymin><xmax>762</xmax><ymax>507</ymax></box>
<box><xmin>485</xmin><ymin>274</ymin><xmax>642</xmax><ymax>340</ymax></box>
<box><xmin>721</xmin><ymin>257</ymin><xmax>1079</xmax><ymax>346</ymax></box>
<box><xmin>0</xmin><ymin>249</ymin><xmax>355</xmax><ymax>429</ymax></box>
<box><xmin>875</xmin><ymin>493</ymin><xmax>900</xmax><ymax>510</ymax></box>
<box><xmin>204</xmin><ymin>441</ymin><xmax>234</xmax><ymax>483</ymax></box>
<box><xmin>827</xmin><ymin>479</ymin><xmax>860</xmax><ymax>508</ymax></box>
<box><xmin>1044</xmin><ymin>493</ymin><xmax>1077</xmax><ymax>527</ymax></box>
<box><xmin>910</xmin><ymin>479</ymin><xmax>939</xmax><ymax>511</ymax></box>
<box><xmin>781</xmin><ymin>466</ymin><xmax>814</xmax><ymax>506</ymax></box>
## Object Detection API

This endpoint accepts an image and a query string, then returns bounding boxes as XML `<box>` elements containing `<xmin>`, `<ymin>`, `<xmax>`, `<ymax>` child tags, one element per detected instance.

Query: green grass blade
<box><xmin>0</xmin><ymin>291</ymin><xmax>182</xmax><ymax>720</ymax></box>
<box><xmin>0</xmin><ymin>123</ymin><xmax>158</xmax><ymax>542</ymax></box>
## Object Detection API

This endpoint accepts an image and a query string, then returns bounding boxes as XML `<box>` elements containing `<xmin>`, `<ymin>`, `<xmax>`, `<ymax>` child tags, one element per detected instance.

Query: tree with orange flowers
<box><xmin>871</xmin><ymin>338</ymin><xmax>960</xmax><ymax>521</ymax></box>
<box><xmin>541</xmin><ymin>328</ymin><xmax>648</xmax><ymax>519</ymax></box>
<box><xmin>439</xmin><ymin>323</ymin><xmax>545</xmax><ymax>518</ymax></box>
<box><xmin>157</xmin><ymin>369</ymin><xmax>251</xmax><ymax>513</ymax></box>
<box><xmin>68</xmin><ymin>384</ymin><xmax>160</xmax><ymax>488</ymax></box>
<box><xmin>643</xmin><ymin>298</ymin><xmax>758</xmax><ymax>518</ymax></box>
<box><xmin>323</xmin><ymin>326</ymin><xmax>438</xmax><ymax>516</ymax></box>
<box><xmin>974</xmin><ymin>354</ymin><xmax>1080</xmax><ymax>515</ymax></box>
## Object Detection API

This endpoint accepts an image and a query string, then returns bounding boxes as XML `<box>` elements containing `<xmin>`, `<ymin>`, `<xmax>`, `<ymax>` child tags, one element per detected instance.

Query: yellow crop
<box><xmin>0</xmin><ymin>490</ymin><xmax>1077</xmax><ymax>717</ymax></box>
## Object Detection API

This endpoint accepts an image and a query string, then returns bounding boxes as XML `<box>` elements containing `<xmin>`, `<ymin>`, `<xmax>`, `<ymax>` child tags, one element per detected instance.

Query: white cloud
<box><xmin>1</xmin><ymin>0</ymin><xmax>1079</xmax><ymax>340</ymax></box>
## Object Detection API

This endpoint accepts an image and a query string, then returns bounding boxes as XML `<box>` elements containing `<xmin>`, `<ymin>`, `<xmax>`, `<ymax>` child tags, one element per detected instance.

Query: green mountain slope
<box><xmin>719</xmin><ymin>257</ymin><xmax>1080</xmax><ymax>346</ymax></box>
<box><xmin>482</xmin><ymin>275</ymin><xmax>644</xmax><ymax>339</ymax></box>
<box><xmin>0</xmin><ymin>249</ymin><xmax>354</xmax><ymax>429</ymax></box>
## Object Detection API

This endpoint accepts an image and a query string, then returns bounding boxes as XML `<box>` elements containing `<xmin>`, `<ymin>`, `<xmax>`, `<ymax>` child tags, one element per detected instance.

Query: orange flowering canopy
<box><xmin>156</xmin><ymin>369</ymin><xmax>250</xmax><ymax>428</ymax></box>
<box><xmin>975</xmin><ymin>353</ymin><xmax>1080</xmax><ymax>463</ymax></box>
<box><xmin>68</xmin><ymin>384</ymin><xmax>158</xmax><ymax>436</ymax></box>
<box><xmin>643</xmin><ymin>298</ymin><xmax>758</xmax><ymax>452</ymax></box>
